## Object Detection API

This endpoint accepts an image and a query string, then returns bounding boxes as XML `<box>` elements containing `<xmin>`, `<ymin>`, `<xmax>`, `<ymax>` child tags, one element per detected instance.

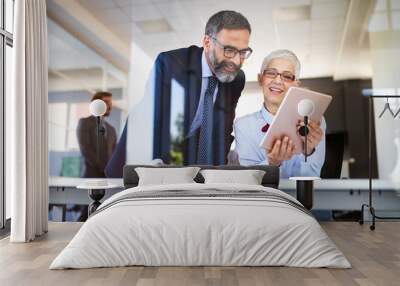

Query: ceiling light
<box><xmin>135</xmin><ymin>18</ymin><xmax>173</xmax><ymax>33</ymax></box>
<box><xmin>274</xmin><ymin>5</ymin><xmax>311</xmax><ymax>22</ymax></box>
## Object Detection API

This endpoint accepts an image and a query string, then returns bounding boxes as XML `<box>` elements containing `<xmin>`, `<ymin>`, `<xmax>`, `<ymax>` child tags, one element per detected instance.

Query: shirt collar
<box><xmin>260</xmin><ymin>105</ymin><xmax>274</xmax><ymax>123</ymax></box>
<box><xmin>201</xmin><ymin>51</ymin><xmax>213</xmax><ymax>78</ymax></box>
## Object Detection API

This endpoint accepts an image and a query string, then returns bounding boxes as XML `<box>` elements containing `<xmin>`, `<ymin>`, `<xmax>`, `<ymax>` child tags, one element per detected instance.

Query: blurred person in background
<box><xmin>77</xmin><ymin>92</ymin><xmax>117</xmax><ymax>178</ymax></box>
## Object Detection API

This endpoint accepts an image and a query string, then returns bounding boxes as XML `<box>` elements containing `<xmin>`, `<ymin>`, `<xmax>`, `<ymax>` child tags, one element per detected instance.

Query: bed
<box><xmin>50</xmin><ymin>165</ymin><xmax>350</xmax><ymax>269</ymax></box>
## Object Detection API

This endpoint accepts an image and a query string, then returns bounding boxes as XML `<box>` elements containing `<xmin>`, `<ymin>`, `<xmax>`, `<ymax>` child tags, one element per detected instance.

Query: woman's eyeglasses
<box><xmin>262</xmin><ymin>69</ymin><xmax>296</xmax><ymax>83</ymax></box>
<box><xmin>210</xmin><ymin>36</ymin><xmax>253</xmax><ymax>59</ymax></box>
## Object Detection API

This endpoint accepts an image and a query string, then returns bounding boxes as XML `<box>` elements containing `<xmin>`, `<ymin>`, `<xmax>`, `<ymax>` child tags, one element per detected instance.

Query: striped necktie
<box><xmin>197</xmin><ymin>76</ymin><xmax>218</xmax><ymax>164</ymax></box>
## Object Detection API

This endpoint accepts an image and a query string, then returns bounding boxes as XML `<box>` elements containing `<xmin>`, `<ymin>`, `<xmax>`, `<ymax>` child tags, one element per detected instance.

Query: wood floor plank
<box><xmin>0</xmin><ymin>222</ymin><xmax>399</xmax><ymax>286</ymax></box>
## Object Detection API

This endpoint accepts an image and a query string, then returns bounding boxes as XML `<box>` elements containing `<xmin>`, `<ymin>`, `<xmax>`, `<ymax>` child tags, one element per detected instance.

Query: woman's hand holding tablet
<box><xmin>259</xmin><ymin>87</ymin><xmax>332</xmax><ymax>155</ymax></box>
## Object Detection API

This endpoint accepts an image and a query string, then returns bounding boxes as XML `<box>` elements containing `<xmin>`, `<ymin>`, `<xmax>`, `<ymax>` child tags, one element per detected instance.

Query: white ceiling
<box><xmin>73</xmin><ymin>0</ymin><xmax>351</xmax><ymax>80</ymax></box>
<box><xmin>48</xmin><ymin>18</ymin><xmax>105</xmax><ymax>71</ymax></box>
<box><xmin>47</xmin><ymin>17</ymin><xmax>127</xmax><ymax>92</ymax></box>
<box><xmin>49</xmin><ymin>0</ymin><xmax>400</xmax><ymax>85</ymax></box>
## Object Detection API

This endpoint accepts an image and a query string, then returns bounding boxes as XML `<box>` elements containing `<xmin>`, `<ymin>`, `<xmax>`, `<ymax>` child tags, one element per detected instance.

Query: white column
<box><xmin>126</xmin><ymin>42</ymin><xmax>155</xmax><ymax>164</ymax></box>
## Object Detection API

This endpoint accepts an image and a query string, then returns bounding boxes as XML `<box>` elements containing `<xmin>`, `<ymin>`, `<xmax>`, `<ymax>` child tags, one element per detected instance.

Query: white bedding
<box><xmin>50</xmin><ymin>183</ymin><xmax>351</xmax><ymax>269</ymax></box>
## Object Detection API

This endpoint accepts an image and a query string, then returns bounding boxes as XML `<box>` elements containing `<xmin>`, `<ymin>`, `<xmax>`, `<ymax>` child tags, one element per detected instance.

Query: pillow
<box><xmin>200</xmin><ymin>169</ymin><xmax>266</xmax><ymax>185</ymax></box>
<box><xmin>135</xmin><ymin>167</ymin><xmax>201</xmax><ymax>186</ymax></box>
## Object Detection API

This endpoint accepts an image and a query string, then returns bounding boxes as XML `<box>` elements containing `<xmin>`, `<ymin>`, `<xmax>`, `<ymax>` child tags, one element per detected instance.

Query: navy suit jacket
<box><xmin>105</xmin><ymin>46</ymin><xmax>245</xmax><ymax>177</ymax></box>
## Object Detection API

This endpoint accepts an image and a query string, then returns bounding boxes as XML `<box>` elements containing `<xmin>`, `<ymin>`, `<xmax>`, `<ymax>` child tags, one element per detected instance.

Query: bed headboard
<box><xmin>123</xmin><ymin>165</ymin><xmax>280</xmax><ymax>189</ymax></box>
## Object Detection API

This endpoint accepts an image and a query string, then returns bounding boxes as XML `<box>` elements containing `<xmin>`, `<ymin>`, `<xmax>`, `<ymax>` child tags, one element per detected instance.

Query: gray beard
<box><xmin>215</xmin><ymin>72</ymin><xmax>236</xmax><ymax>83</ymax></box>
<box><xmin>208</xmin><ymin>50</ymin><xmax>239</xmax><ymax>83</ymax></box>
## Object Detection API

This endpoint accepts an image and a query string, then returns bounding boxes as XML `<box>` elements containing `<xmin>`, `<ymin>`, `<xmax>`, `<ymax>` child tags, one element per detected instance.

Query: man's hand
<box><xmin>266</xmin><ymin>136</ymin><xmax>295</xmax><ymax>166</ymax></box>
<box><xmin>297</xmin><ymin>119</ymin><xmax>323</xmax><ymax>155</ymax></box>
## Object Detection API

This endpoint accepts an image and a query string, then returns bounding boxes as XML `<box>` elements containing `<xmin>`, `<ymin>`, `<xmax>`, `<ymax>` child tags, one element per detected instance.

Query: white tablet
<box><xmin>259</xmin><ymin>87</ymin><xmax>332</xmax><ymax>154</ymax></box>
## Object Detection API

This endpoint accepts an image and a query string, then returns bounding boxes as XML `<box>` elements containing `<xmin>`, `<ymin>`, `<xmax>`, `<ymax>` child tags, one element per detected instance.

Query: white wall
<box><xmin>369</xmin><ymin>30</ymin><xmax>400</xmax><ymax>179</ymax></box>
<box><xmin>235</xmin><ymin>82</ymin><xmax>264</xmax><ymax>120</ymax></box>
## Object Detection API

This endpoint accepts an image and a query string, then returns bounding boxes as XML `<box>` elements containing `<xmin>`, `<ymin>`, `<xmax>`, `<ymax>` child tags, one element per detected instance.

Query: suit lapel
<box><xmin>184</xmin><ymin>47</ymin><xmax>203</xmax><ymax>165</ymax></box>
<box><xmin>187</xmin><ymin>48</ymin><xmax>203</xmax><ymax>122</ymax></box>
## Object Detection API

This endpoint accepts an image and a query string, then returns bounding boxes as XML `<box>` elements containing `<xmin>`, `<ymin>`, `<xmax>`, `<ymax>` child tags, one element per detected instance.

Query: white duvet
<box><xmin>50</xmin><ymin>183</ymin><xmax>351</xmax><ymax>269</ymax></box>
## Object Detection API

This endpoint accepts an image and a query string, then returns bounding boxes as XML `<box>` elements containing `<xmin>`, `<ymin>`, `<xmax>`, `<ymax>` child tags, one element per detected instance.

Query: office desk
<box><xmin>280</xmin><ymin>179</ymin><xmax>400</xmax><ymax>191</ymax></box>
<box><xmin>279</xmin><ymin>179</ymin><xmax>400</xmax><ymax>212</ymax></box>
<box><xmin>49</xmin><ymin>177</ymin><xmax>400</xmax><ymax>211</ymax></box>
<box><xmin>49</xmin><ymin>177</ymin><xmax>123</xmax><ymax>188</ymax></box>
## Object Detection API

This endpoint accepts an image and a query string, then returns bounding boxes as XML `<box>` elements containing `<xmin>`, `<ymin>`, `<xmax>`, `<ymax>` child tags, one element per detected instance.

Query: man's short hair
<box><xmin>205</xmin><ymin>10</ymin><xmax>251</xmax><ymax>37</ymax></box>
<box><xmin>91</xmin><ymin>91</ymin><xmax>112</xmax><ymax>102</ymax></box>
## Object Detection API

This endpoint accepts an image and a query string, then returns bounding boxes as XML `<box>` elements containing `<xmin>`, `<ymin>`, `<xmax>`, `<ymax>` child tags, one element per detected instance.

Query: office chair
<box><xmin>321</xmin><ymin>131</ymin><xmax>346</xmax><ymax>179</ymax></box>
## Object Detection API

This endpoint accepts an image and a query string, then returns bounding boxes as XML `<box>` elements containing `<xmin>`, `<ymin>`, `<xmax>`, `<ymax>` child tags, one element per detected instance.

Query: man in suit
<box><xmin>77</xmin><ymin>92</ymin><xmax>117</xmax><ymax>178</ymax></box>
<box><xmin>105</xmin><ymin>10</ymin><xmax>252</xmax><ymax>177</ymax></box>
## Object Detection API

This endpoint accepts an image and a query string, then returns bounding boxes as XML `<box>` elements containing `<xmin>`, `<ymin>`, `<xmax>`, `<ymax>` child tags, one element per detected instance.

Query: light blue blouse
<box><xmin>233</xmin><ymin>106</ymin><xmax>326</xmax><ymax>178</ymax></box>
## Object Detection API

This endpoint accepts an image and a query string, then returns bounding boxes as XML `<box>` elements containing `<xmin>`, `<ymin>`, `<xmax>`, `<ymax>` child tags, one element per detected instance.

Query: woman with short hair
<box><xmin>233</xmin><ymin>50</ymin><xmax>325</xmax><ymax>178</ymax></box>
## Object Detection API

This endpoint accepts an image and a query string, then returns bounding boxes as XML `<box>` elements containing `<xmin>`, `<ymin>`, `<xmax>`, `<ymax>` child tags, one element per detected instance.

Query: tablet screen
<box><xmin>259</xmin><ymin>87</ymin><xmax>332</xmax><ymax>154</ymax></box>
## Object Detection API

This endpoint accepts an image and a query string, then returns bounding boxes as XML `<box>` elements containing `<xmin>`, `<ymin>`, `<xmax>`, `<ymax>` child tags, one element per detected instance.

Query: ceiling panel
<box><xmin>124</xmin><ymin>3</ymin><xmax>163</xmax><ymax>22</ymax></box>
<box><xmin>311</xmin><ymin>0</ymin><xmax>349</xmax><ymax>19</ymax></box>
<box><xmin>374</xmin><ymin>0</ymin><xmax>387</xmax><ymax>11</ymax></box>
<box><xmin>155</xmin><ymin>1</ymin><xmax>188</xmax><ymax>18</ymax></box>
<box><xmin>55</xmin><ymin>0</ymin><xmax>371</xmax><ymax>79</ymax></box>
<box><xmin>113</xmin><ymin>0</ymin><xmax>149</xmax><ymax>6</ymax></box>
<box><xmin>311</xmin><ymin>18</ymin><xmax>345</xmax><ymax>33</ymax></box>
<box><xmin>368</xmin><ymin>12</ymin><xmax>389</xmax><ymax>31</ymax></box>
<box><xmin>393</xmin><ymin>11</ymin><xmax>400</xmax><ymax>29</ymax></box>
<box><xmin>276</xmin><ymin>20</ymin><xmax>311</xmax><ymax>38</ymax></box>
<box><xmin>92</xmin><ymin>8</ymin><xmax>131</xmax><ymax>24</ymax></box>
<box><xmin>113</xmin><ymin>23</ymin><xmax>134</xmax><ymax>38</ymax></box>
<box><xmin>392</xmin><ymin>0</ymin><xmax>400</xmax><ymax>9</ymax></box>
<box><xmin>311</xmin><ymin>30</ymin><xmax>342</xmax><ymax>42</ymax></box>
<box><xmin>273</xmin><ymin>0</ymin><xmax>311</xmax><ymax>7</ymax></box>
<box><xmin>79</xmin><ymin>0</ymin><xmax>117</xmax><ymax>10</ymax></box>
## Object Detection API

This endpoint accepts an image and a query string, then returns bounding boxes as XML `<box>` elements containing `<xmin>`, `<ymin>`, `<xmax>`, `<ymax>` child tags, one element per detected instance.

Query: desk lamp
<box><xmin>89</xmin><ymin>99</ymin><xmax>107</xmax><ymax>163</ymax></box>
<box><xmin>298</xmin><ymin>99</ymin><xmax>315</xmax><ymax>162</ymax></box>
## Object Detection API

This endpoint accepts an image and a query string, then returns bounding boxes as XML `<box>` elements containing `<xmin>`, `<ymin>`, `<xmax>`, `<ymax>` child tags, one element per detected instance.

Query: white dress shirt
<box><xmin>233</xmin><ymin>106</ymin><xmax>326</xmax><ymax>178</ymax></box>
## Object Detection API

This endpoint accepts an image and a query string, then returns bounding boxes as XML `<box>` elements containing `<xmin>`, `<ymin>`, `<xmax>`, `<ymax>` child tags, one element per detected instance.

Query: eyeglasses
<box><xmin>262</xmin><ymin>68</ymin><xmax>296</xmax><ymax>83</ymax></box>
<box><xmin>210</xmin><ymin>36</ymin><xmax>253</xmax><ymax>59</ymax></box>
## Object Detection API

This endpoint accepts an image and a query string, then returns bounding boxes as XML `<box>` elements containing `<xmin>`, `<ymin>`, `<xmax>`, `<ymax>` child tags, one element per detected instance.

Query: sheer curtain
<box><xmin>10</xmin><ymin>0</ymin><xmax>48</xmax><ymax>242</ymax></box>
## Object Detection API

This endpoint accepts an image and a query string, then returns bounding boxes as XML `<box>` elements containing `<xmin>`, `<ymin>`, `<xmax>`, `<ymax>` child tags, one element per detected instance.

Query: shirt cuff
<box><xmin>266</xmin><ymin>160</ymin><xmax>281</xmax><ymax>167</ymax></box>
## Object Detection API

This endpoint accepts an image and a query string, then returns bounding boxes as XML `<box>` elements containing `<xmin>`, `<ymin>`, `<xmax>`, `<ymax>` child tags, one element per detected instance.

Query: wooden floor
<box><xmin>0</xmin><ymin>222</ymin><xmax>399</xmax><ymax>286</ymax></box>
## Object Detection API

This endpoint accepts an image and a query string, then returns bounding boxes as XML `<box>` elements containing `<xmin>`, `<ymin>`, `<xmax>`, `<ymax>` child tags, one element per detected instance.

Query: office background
<box><xmin>2</xmin><ymin>0</ymin><xmax>400</xmax><ymax>224</ymax></box>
